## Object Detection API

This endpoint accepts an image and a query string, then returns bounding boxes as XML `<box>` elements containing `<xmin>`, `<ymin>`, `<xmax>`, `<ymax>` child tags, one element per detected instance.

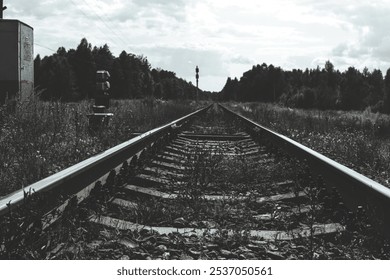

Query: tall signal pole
<box><xmin>195</xmin><ymin>65</ymin><xmax>199</xmax><ymax>100</ymax></box>
<box><xmin>0</xmin><ymin>0</ymin><xmax>7</xmax><ymax>19</ymax></box>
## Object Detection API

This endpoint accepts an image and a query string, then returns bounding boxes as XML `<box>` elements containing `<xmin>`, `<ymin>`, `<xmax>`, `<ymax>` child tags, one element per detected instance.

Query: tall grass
<box><xmin>228</xmin><ymin>102</ymin><xmax>390</xmax><ymax>187</ymax></box>
<box><xmin>0</xmin><ymin>96</ymin><xmax>201</xmax><ymax>196</ymax></box>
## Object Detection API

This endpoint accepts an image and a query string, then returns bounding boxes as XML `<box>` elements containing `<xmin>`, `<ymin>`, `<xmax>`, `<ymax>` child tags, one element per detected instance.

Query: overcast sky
<box><xmin>4</xmin><ymin>0</ymin><xmax>390</xmax><ymax>91</ymax></box>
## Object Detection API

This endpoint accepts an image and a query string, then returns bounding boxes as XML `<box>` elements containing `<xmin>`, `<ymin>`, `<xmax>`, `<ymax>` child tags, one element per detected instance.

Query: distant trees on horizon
<box><xmin>35</xmin><ymin>40</ymin><xmax>390</xmax><ymax>114</ymax></box>
<box><xmin>219</xmin><ymin>61</ymin><xmax>390</xmax><ymax>113</ymax></box>
<box><xmin>34</xmin><ymin>38</ymin><xmax>204</xmax><ymax>101</ymax></box>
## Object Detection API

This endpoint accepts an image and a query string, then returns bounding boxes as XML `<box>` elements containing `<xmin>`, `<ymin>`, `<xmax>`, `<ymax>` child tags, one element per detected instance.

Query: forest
<box><xmin>218</xmin><ymin>61</ymin><xmax>390</xmax><ymax>113</ymax></box>
<box><xmin>35</xmin><ymin>38</ymin><xmax>390</xmax><ymax>114</ymax></box>
<box><xmin>34</xmin><ymin>38</ymin><xmax>205</xmax><ymax>101</ymax></box>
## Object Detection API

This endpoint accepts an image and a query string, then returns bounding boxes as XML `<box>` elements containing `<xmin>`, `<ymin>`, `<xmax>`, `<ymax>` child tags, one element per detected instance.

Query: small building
<box><xmin>0</xmin><ymin>19</ymin><xmax>34</xmax><ymax>104</ymax></box>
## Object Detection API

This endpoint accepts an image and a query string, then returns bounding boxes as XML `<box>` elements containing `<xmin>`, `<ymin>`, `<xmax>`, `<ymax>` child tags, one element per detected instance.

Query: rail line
<box><xmin>0</xmin><ymin>103</ymin><xmax>389</xmax><ymax>259</ymax></box>
<box><xmin>0</xmin><ymin>105</ymin><xmax>211</xmax><ymax>216</ymax></box>
<box><xmin>219</xmin><ymin>104</ymin><xmax>390</xmax><ymax>235</ymax></box>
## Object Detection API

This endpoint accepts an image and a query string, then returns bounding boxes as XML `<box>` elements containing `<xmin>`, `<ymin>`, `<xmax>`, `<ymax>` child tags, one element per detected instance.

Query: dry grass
<box><xmin>0</xmin><ymin>96</ymin><xmax>201</xmax><ymax>196</ymax></box>
<box><xmin>227</xmin><ymin>102</ymin><xmax>390</xmax><ymax>187</ymax></box>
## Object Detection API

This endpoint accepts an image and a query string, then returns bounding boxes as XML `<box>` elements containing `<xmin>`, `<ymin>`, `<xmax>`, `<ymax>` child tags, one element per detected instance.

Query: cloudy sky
<box><xmin>4</xmin><ymin>0</ymin><xmax>390</xmax><ymax>91</ymax></box>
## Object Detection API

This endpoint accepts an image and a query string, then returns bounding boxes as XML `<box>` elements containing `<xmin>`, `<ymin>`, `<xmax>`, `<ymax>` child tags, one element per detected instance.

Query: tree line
<box><xmin>218</xmin><ymin>61</ymin><xmax>390</xmax><ymax>113</ymax></box>
<box><xmin>34</xmin><ymin>38</ymin><xmax>203</xmax><ymax>101</ymax></box>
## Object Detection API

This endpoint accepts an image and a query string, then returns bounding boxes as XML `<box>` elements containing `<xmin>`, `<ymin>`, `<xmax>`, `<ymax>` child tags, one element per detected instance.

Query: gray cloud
<box><xmin>132</xmin><ymin>0</ymin><xmax>187</xmax><ymax>10</ymax></box>
<box><xmin>374</xmin><ymin>37</ymin><xmax>390</xmax><ymax>60</ymax></box>
<box><xmin>309</xmin><ymin>1</ymin><xmax>390</xmax><ymax>63</ymax></box>
<box><xmin>230</xmin><ymin>55</ymin><xmax>253</xmax><ymax>65</ymax></box>
<box><xmin>331</xmin><ymin>43</ymin><xmax>371</xmax><ymax>59</ymax></box>
<box><xmin>286</xmin><ymin>55</ymin><xmax>319</xmax><ymax>70</ymax></box>
<box><xmin>112</xmin><ymin>0</ymin><xmax>189</xmax><ymax>23</ymax></box>
<box><xmin>130</xmin><ymin>45</ymin><xmax>228</xmax><ymax>77</ymax></box>
<box><xmin>7</xmin><ymin>0</ymin><xmax>78</xmax><ymax>19</ymax></box>
<box><xmin>332</xmin><ymin>43</ymin><xmax>348</xmax><ymax>57</ymax></box>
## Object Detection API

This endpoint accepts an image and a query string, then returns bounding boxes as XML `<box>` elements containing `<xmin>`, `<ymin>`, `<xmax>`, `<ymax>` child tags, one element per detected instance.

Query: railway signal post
<box><xmin>196</xmin><ymin>65</ymin><xmax>199</xmax><ymax>100</ymax></box>
<box><xmin>87</xmin><ymin>70</ymin><xmax>113</xmax><ymax>132</ymax></box>
<box><xmin>95</xmin><ymin>70</ymin><xmax>110</xmax><ymax>109</ymax></box>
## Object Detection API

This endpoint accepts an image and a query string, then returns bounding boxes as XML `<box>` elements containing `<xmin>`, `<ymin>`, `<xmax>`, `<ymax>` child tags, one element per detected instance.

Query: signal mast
<box><xmin>195</xmin><ymin>66</ymin><xmax>199</xmax><ymax>100</ymax></box>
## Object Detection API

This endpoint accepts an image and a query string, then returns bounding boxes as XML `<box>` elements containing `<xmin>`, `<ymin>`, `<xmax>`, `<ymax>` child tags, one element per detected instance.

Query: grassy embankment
<box><xmin>0</xmin><ymin>97</ymin><xmax>203</xmax><ymax>197</ymax></box>
<box><xmin>228</xmin><ymin>102</ymin><xmax>390</xmax><ymax>187</ymax></box>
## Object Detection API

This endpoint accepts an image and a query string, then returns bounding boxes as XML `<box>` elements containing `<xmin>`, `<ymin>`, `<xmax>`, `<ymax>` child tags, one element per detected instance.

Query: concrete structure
<box><xmin>0</xmin><ymin>19</ymin><xmax>34</xmax><ymax>103</ymax></box>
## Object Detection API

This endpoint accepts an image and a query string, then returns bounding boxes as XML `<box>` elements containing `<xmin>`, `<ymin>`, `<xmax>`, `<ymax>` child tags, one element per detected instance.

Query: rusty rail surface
<box><xmin>219</xmin><ymin>104</ymin><xmax>390</xmax><ymax>236</ymax></box>
<box><xmin>0</xmin><ymin>104</ymin><xmax>212</xmax><ymax>216</ymax></box>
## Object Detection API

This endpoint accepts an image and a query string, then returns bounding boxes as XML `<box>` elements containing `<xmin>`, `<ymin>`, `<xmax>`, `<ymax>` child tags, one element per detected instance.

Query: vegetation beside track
<box><xmin>0</xmin><ymin>97</ymin><xmax>203</xmax><ymax>196</ymax></box>
<box><xmin>228</xmin><ymin>102</ymin><xmax>390</xmax><ymax>188</ymax></box>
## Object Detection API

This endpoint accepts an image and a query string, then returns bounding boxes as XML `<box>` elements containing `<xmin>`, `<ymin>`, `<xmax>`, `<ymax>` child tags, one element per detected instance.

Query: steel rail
<box><xmin>219</xmin><ymin>104</ymin><xmax>390</xmax><ymax>236</ymax></box>
<box><xmin>0</xmin><ymin>104</ymin><xmax>211</xmax><ymax>216</ymax></box>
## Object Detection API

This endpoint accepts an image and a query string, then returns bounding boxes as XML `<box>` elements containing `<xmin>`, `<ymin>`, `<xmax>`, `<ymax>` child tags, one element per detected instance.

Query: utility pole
<box><xmin>0</xmin><ymin>0</ymin><xmax>7</xmax><ymax>19</ymax></box>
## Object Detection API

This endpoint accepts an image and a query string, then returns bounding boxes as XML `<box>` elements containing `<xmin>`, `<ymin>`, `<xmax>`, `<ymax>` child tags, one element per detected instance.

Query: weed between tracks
<box><xmin>120</xmin><ymin>142</ymin><xmax>270</xmax><ymax>226</ymax></box>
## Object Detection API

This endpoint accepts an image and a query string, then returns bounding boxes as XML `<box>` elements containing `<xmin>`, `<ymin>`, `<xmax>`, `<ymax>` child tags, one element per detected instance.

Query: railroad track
<box><xmin>1</xmin><ymin>103</ymin><xmax>390</xmax><ymax>259</ymax></box>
